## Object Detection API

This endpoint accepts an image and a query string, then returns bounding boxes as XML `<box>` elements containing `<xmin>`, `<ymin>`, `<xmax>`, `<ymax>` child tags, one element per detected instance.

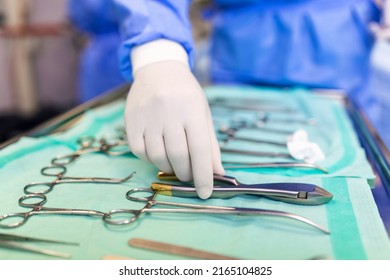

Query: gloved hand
<box><xmin>125</xmin><ymin>55</ymin><xmax>224</xmax><ymax>199</ymax></box>
<box><xmin>370</xmin><ymin>0</ymin><xmax>390</xmax><ymax>40</ymax></box>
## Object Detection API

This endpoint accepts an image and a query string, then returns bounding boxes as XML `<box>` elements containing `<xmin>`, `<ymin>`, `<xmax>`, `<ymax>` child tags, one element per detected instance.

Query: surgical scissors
<box><xmin>0</xmin><ymin>194</ymin><xmax>105</xmax><ymax>228</ymax></box>
<box><xmin>51</xmin><ymin>136</ymin><xmax>130</xmax><ymax>166</ymax></box>
<box><xmin>24</xmin><ymin>166</ymin><xmax>135</xmax><ymax>195</ymax></box>
<box><xmin>103</xmin><ymin>188</ymin><xmax>330</xmax><ymax>234</ymax></box>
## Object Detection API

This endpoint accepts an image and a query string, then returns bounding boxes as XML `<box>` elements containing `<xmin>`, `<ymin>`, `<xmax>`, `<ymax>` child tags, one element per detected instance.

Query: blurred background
<box><xmin>0</xmin><ymin>0</ymin><xmax>389</xmax><ymax>148</ymax></box>
<box><xmin>0</xmin><ymin>0</ymin><xmax>80</xmax><ymax>141</ymax></box>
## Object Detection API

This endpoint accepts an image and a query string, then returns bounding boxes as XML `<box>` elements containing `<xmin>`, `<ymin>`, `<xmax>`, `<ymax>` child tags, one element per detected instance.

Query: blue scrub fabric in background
<box><xmin>68</xmin><ymin>0</ymin><xmax>126</xmax><ymax>103</ymax></box>
<box><xmin>114</xmin><ymin>0</ymin><xmax>380</xmax><ymax>94</ymax></box>
<box><xmin>356</xmin><ymin>41</ymin><xmax>390</xmax><ymax>148</ymax></box>
<box><xmin>70</xmin><ymin>0</ymin><xmax>388</xmax><ymax>147</ymax></box>
<box><xmin>209</xmin><ymin>0</ymin><xmax>380</xmax><ymax>95</ymax></box>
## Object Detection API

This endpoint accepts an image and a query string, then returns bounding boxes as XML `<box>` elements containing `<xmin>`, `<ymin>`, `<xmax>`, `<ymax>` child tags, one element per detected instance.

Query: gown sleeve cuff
<box><xmin>130</xmin><ymin>39</ymin><xmax>190</xmax><ymax>74</ymax></box>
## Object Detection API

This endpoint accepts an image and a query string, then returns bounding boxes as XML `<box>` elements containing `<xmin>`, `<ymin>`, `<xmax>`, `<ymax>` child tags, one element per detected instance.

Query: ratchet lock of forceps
<box><xmin>156</xmin><ymin>172</ymin><xmax>333</xmax><ymax>205</ymax></box>
<box><xmin>103</xmin><ymin>188</ymin><xmax>330</xmax><ymax>234</ymax></box>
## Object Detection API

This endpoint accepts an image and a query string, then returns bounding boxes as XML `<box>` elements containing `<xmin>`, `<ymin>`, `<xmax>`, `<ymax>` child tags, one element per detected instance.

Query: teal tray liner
<box><xmin>0</xmin><ymin>86</ymin><xmax>388</xmax><ymax>260</ymax></box>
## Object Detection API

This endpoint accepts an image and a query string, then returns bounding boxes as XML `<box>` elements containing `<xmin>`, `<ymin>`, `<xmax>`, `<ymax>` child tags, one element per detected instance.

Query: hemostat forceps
<box><xmin>220</xmin><ymin>147</ymin><xmax>292</xmax><ymax>159</ymax></box>
<box><xmin>0</xmin><ymin>194</ymin><xmax>105</xmax><ymax>228</ymax></box>
<box><xmin>218</xmin><ymin>121</ymin><xmax>295</xmax><ymax>136</ymax></box>
<box><xmin>218</xmin><ymin>126</ymin><xmax>286</xmax><ymax>147</ymax></box>
<box><xmin>51</xmin><ymin>136</ymin><xmax>130</xmax><ymax>166</ymax></box>
<box><xmin>103</xmin><ymin>188</ymin><xmax>330</xmax><ymax>234</ymax></box>
<box><xmin>156</xmin><ymin>172</ymin><xmax>333</xmax><ymax>205</ymax></box>
<box><xmin>24</xmin><ymin>166</ymin><xmax>135</xmax><ymax>195</ymax></box>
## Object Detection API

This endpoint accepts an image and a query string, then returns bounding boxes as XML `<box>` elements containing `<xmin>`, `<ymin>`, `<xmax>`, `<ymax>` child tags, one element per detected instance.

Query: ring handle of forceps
<box><xmin>24</xmin><ymin>172</ymin><xmax>136</xmax><ymax>195</ymax></box>
<box><xmin>51</xmin><ymin>143</ymin><xmax>128</xmax><ymax>166</ymax></box>
<box><xmin>51</xmin><ymin>154</ymin><xmax>80</xmax><ymax>166</ymax></box>
<box><xmin>0</xmin><ymin>194</ymin><xmax>46</xmax><ymax>228</ymax></box>
<box><xmin>101</xmin><ymin>189</ymin><xmax>157</xmax><ymax>225</ymax></box>
<box><xmin>103</xmin><ymin>188</ymin><xmax>162</xmax><ymax>225</ymax></box>
<box><xmin>50</xmin><ymin>136</ymin><xmax>97</xmax><ymax>166</ymax></box>
<box><xmin>103</xmin><ymin>209</ymin><xmax>142</xmax><ymax>226</ymax></box>
<box><xmin>24</xmin><ymin>182</ymin><xmax>55</xmax><ymax>195</ymax></box>
<box><xmin>41</xmin><ymin>165</ymin><xmax>67</xmax><ymax>177</ymax></box>
<box><xmin>0</xmin><ymin>212</ymin><xmax>31</xmax><ymax>228</ymax></box>
<box><xmin>126</xmin><ymin>188</ymin><xmax>157</xmax><ymax>202</ymax></box>
<box><xmin>19</xmin><ymin>193</ymin><xmax>47</xmax><ymax>207</ymax></box>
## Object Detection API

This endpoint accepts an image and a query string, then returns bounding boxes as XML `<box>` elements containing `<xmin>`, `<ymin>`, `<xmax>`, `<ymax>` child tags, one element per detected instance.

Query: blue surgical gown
<box><xmin>113</xmin><ymin>0</ymin><xmax>380</xmax><ymax>97</ymax></box>
<box><xmin>70</xmin><ymin>0</ymin><xmax>387</xmax><ymax>145</ymax></box>
<box><xmin>68</xmin><ymin>0</ymin><xmax>126</xmax><ymax>102</ymax></box>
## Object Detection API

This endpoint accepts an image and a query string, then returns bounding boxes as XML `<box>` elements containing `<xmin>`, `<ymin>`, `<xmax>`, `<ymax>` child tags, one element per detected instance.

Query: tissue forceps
<box><xmin>0</xmin><ymin>233</ymin><xmax>78</xmax><ymax>259</ymax></box>
<box><xmin>51</xmin><ymin>136</ymin><xmax>130</xmax><ymax>166</ymax></box>
<box><xmin>24</xmin><ymin>166</ymin><xmax>135</xmax><ymax>195</ymax></box>
<box><xmin>156</xmin><ymin>172</ymin><xmax>333</xmax><ymax>205</ymax></box>
<box><xmin>103</xmin><ymin>188</ymin><xmax>330</xmax><ymax>234</ymax></box>
<box><xmin>0</xmin><ymin>194</ymin><xmax>105</xmax><ymax>228</ymax></box>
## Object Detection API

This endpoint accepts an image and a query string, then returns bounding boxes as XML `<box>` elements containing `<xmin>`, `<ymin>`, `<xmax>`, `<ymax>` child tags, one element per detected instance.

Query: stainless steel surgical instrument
<box><xmin>220</xmin><ymin>147</ymin><xmax>293</xmax><ymax>158</ymax></box>
<box><xmin>103</xmin><ymin>188</ymin><xmax>330</xmax><ymax>234</ymax></box>
<box><xmin>210</xmin><ymin>102</ymin><xmax>297</xmax><ymax>113</ymax></box>
<box><xmin>128</xmin><ymin>238</ymin><xmax>240</xmax><ymax>260</ymax></box>
<box><xmin>256</xmin><ymin>112</ymin><xmax>317</xmax><ymax>126</ymax></box>
<box><xmin>219</xmin><ymin>120</ymin><xmax>296</xmax><ymax>136</ymax></box>
<box><xmin>156</xmin><ymin>172</ymin><xmax>333</xmax><ymax>205</ymax></box>
<box><xmin>0</xmin><ymin>233</ymin><xmax>79</xmax><ymax>245</ymax></box>
<box><xmin>23</xmin><ymin>165</ymin><xmax>135</xmax><ymax>195</ymax></box>
<box><xmin>221</xmin><ymin>161</ymin><xmax>328</xmax><ymax>173</ymax></box>
<box><xmin>0</xmin><ymin>193</ymin><xmax>105</xmax><ymax>228</ymax></box>
<box><xmin>218</xmin><ymin>126</ymin><xmax>287</xmax><ymax>147</ymax></box>
<box><xmin>51</xmin><ymin>135</ymin><xmax>130</xmax><ymax>166</ymax></box>
<box><xmin>0</xmin><ymin>233</ymin><xmax>79</xmax><ymax>259</ymax></box>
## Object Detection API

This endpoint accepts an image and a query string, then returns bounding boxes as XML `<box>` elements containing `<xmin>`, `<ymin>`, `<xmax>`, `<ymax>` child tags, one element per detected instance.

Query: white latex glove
<box><xmin>125</xmin><ymin>40</ymin><xmax>224</xmax><ymax>199</ymax></box>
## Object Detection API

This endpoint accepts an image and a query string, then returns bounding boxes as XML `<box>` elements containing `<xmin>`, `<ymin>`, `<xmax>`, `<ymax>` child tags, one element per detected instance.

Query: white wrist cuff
<box><xmin>385</xmin><ymin>0</ymin><xmax>390</xmax><ymax>25</ymax></box>
<box><xmin>131</xmin><ymin>39</ymin><xmax>190</xmax><ymax>74</ymax></box>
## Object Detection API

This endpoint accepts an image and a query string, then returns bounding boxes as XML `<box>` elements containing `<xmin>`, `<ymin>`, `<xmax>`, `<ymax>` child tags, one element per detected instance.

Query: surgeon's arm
<box><xmin>112</xmin><ymin>0</ymin><xmax>224</xmax><ymax>199</ymax></box>
<box><xmin>371</xmin><ymin>0</ymin><xmax>390</xmax><ymax>39</ymax></box>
